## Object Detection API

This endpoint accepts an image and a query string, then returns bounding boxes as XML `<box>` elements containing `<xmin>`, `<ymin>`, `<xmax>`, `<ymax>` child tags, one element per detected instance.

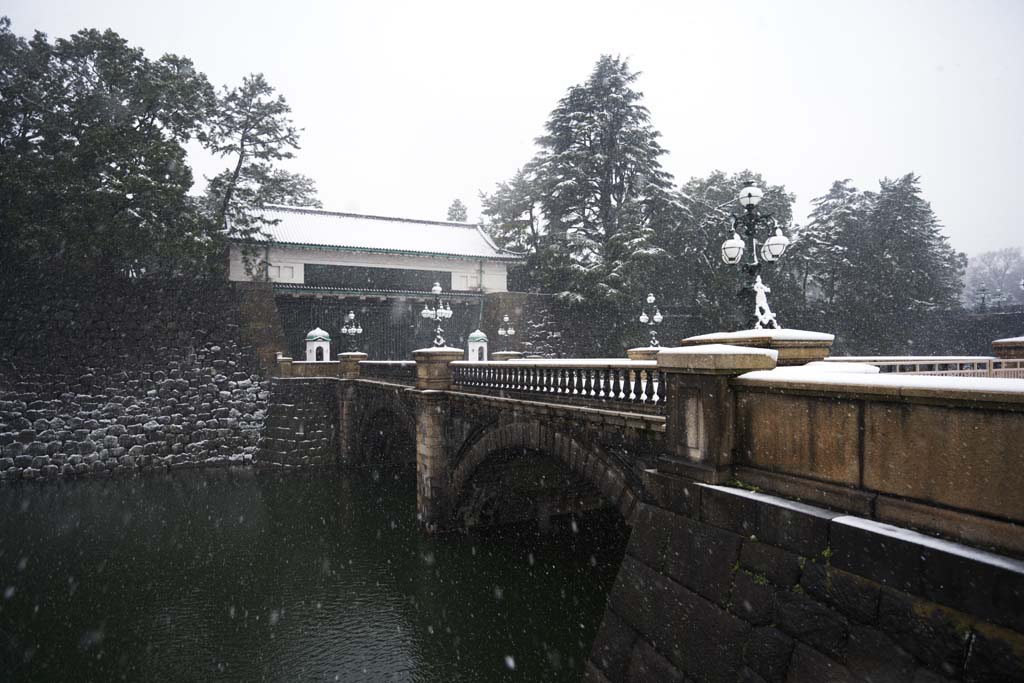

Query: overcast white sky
<box><xmin>7</xmin><ymin>0</ymin><xmax>1023</xmax><ymax>255</ymax></box>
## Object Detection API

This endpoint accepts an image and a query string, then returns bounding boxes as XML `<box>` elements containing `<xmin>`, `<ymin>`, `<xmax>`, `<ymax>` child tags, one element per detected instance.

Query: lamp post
<box><xmin>341</xmin><ymin>310</ymin><xmax>363</xmax><ymax>352</ymax></box>
<box><xmin>496</xmin><ymin>314</ymin><xmax>516</xmax><ymax>351</ymax></box>
<box><xmin>638</xmin><ymin>293</ymin><xmax>663</xmax><ymax>347</ymax></box>
<box><xmin>420</xmin><ymin>282</ymin><xmax>453</xmax><ymax>347</ymax></box>
<box><xmin>720</xmin><ymin>181</ymin><xmax>790</xmax><ymax>329</ymax></box>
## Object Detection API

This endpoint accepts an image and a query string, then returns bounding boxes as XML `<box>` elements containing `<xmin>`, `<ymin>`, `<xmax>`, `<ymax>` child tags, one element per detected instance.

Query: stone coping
<box><xmin>734</xmin><ymin>368</ymin><xmax>1024</xmax><ymax>406</ymax></box>
<box><xmin>358</xmin><ymin>360</ymin><xmax>416</xmax><ymax>365</ymax></box>
<box><xmin>291</xmin><ymin>360</ymin><xmax>339</xmax><ymax>365</ymax></box>
<box><xmin>657</xmin><ymin>344</ymin><xmax>777</xmax><ymax>373</ymax></box>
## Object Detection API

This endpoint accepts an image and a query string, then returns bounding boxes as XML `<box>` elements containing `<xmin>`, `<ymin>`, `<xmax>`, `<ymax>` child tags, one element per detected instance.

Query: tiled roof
<box><xmin>242</xmin><ymin>205</ymin><xmax>521</xmax><ymax>261</ymax></box>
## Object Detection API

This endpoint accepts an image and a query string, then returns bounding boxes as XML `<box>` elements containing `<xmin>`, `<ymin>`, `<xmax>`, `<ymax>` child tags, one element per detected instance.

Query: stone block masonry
<box><xmin>256</xmin><ymin>378</ymin><xmax>339</xmax><ymax>468</ymax></box>
<box><xmin>0</xmin><ymin>276</ymin><xmax>269</xmax><ymax>480</ymax></box>
<box><xmin>586</xmin><ymin>481</ymin><xmax>1024</xmax><ymax>682</ymax></box>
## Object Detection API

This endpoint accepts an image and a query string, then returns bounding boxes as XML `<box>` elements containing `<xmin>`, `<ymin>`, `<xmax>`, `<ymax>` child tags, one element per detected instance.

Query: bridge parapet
<box><xmin>450</xmin><ymin>359</ymin><xmax>666</xmax><ymax>414</ymax></box>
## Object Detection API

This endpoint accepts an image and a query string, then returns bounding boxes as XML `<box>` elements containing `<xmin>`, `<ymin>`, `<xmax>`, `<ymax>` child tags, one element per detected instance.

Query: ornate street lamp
<box><xmin>720</xmin><ymin>181</ymin><xmax>790</xmax><ymax>329</ymax></box>
<box><xmin>341</xmin><ymin>310</ymin><xmax>363</xmax><ymax>352</ymax></box>
<box><xmin>420</xmin><ymin>282</ymin><xmax>454</xmax><ymax>347</ymax></box>
<box><xmin>638</xmin><ymin>293</ymin><xmax>664</xmax><ymax>347</ymax></box>
<box><xmin>496</xmin><ymin>314</ymin><xmax>516</xmax><ymax>351</ymax></box>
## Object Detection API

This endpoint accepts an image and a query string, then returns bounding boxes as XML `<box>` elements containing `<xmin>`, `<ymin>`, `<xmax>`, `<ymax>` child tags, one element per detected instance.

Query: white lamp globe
<box><xmin>762</xmin><ymin>228</ymin><xmax>790</xmax><ymax>261</ymax></box>
<box><xmin>653</xmin><ymin>309</ymin><xmax>663</xmax><ymax>324</ymax></box>
<box><xmin>420</xmin><ymin>305</ymin><xmax>431</xmax><ymax>319</ymax></box>
<box><xmin>498</xmin><ymin>328</ymin><xmax>507</xmax><ymax>336</ymax></box>
<box><xmin>431</xmin><ymin>282</ymin><xmax>442</xmax><ymax>295</ymax></box>
<box><xmin>721</xmin><ymin>233</ymin><xmax>746</xmax><ymax>264</ymax></box>
<box><xmin>639</xmin><ymin>311</ymin><xmax>649</xmax><ymax>324</ymax></box>
<box><xmin>646</xmin><ymin>293</ymin><xmax>655</xmax><ymax>305</ymax></box>
<box><xmin>738</xmin><ymin>184</ymin><xmax>763</xmax><ymax>208</ymax></box>
<box><xmin>508</xmin><ymin>327</ymin><xmax>515</xmax><ymax>336</ymax></box>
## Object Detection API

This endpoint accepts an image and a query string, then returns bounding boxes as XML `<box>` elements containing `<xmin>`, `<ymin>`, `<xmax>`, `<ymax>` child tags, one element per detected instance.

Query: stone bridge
<box><xmin>257</xmin><ymin>343</ymin><xmax>1024</xmax><ymax>681</ymax></box>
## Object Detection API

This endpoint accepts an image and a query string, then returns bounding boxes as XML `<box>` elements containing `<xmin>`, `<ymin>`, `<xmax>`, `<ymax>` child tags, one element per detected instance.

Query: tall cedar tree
<box><xmin>483</xmin><ymin>56</ymin><xmax>679</xmax><ymax>354</ymax></box>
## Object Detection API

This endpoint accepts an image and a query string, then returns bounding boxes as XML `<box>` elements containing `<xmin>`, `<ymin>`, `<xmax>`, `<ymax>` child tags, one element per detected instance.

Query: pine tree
<box><xmin>446</xmin><ymin>198</ymin><xmax>468</xmax><ymax>222</ymax></box>
<box><xmin>203</xmin><ymin>74</ymin><xmax>320</xmax><ymax>274</ymax></box>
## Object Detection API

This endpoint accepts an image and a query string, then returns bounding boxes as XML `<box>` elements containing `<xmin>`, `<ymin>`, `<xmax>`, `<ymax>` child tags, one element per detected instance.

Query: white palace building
<box><xmin>228</xmin><ymin>205</ymin><xmax>522</xmax><ymax>359</ymax></box>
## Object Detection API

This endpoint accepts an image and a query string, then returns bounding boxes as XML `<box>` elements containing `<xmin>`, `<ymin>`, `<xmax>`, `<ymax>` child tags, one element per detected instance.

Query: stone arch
<box><xmin>350</xmin><ymin>389</ymin><xmax>417</xmax><ymax>468</ymax></box>
<box><xmin>449</xmin><ymin>421</ymin><xmax>638</xmax><ymax>524</ymax></box>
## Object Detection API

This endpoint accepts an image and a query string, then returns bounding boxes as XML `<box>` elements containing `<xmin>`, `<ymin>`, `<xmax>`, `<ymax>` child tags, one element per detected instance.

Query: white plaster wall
<box><xmin>228</xmin><ymin>244</ymin><xmax>509</xmax><ymax>292</ymax></box>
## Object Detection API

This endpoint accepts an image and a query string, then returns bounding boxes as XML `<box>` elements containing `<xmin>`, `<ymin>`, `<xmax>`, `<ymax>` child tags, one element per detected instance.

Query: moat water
<box><xmin>0</xmin><ymin>468</ymin><xmax>628</xmax><ymax>682</ymax></box>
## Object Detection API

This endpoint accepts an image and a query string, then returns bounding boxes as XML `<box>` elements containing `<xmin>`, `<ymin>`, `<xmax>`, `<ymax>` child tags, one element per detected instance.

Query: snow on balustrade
<box><xmin>449</xmin><ymin>359</ymin><xmax>666</xmax><ymax>413</ymax></box>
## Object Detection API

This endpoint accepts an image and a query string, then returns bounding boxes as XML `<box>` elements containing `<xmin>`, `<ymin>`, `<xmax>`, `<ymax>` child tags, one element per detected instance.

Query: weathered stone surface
<box><xmin>877</xmin><ymin>588</ymin><xmax>971</xmax><ymax>679</ymax></box>
<box><xmin>589</xmin><ymin>608</ymin><xmax>636</xmax><ymax>681</ymax></box>
<box><xmin>800</xmin><ymin>562</ymin><xmax>881</xmax><ymax>625</ymax></box>
<box><xmin>732</xmin><ymin>571</ymin><xmax>776</xmax><ymax>626</ymax></box>
<box><xmin>625</xmin><ymin>639</ymin><xmax>685</xmax><ymax>683</ymax></box>
<box><xmin>743</xmin><ymin>626</ymin><xmax>793</xmax><ymax>683</ymax></box>
<box><xmin>786</xmin><ymin>643</ymin><xmax>850</xmax><ymax>682</ymax></box>
<box><xmin>845</xmin><ymin>623</ymin><xmax>916</xmax><ymax>681</ymax></box>
<box><xmin>740</xmin><ymin>540</ymin><xmax>802</xmax><ymax>587</ymax></box>
<box><xmin>664</xmin><ymin>515</ymin><xmax>741</xmax><ymax>607</ymax></box>
<box><xmin>964</xmin><ymin>621</ymin><xmax>1024</xmax><ymax>681</ymax></box>
<box><xmin>776</xmin><ymin>591</ymin><xmax>849</xmax><ymax>660</ymax></box>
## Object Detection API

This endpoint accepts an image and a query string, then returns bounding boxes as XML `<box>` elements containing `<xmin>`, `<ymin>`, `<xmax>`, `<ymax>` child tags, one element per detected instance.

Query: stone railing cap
<box><xmin>412</xmin><ymin>346</ymin><xmax>463</xmax><ymax>354</ymax></box>
<box><xmin>338</xmin><ymin>352</ymin><xmax>368</xmax><ymax>359</ymax></box>
<box><xmin>657</xmin><ymin>344</ymin><xmax>778</xmax><ymax>372</ymax></box>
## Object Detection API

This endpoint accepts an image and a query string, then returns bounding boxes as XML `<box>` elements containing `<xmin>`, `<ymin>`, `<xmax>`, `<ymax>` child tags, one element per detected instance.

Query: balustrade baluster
<box><xmin>643</xmin><ymin>369</ymin><xmax>656</xmax><ymax>403</ymax></box>
<box><xmin>631</xmin><ymin>369</ymin><xmax>643</xmax><ymax>402</ymax></box>
<box><xmin>599</xmin><ymin>368</ymin><xmax>610</xmax><ymax>399</ymax></box>
<box><xmin>611</xmin><ymin>368</ymin><xmax>623</xmax><ymax>400</ymax></box>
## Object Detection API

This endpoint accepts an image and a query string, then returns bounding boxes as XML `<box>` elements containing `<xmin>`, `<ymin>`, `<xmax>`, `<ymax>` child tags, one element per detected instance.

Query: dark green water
<box><xmin>0</xmin><ymin>469</ymin><xmax>628</xmax><ymax>682</ymax></box>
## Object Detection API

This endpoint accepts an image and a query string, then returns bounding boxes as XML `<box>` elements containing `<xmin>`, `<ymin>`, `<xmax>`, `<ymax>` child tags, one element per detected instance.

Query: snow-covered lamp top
<box><xmin>305</xmin><ymin>327</ymin><xmax>331</xmax><ymax>342</ymax></box>
<box><xmin>738</xmin><ymin>184</ymin><xmax>763</xmax><ymax>208</ymax></box>
<box><xmin>468</xmin><ymin>329</ymin><xmax>488</xmax><ymax>343</ymax></box>
<box><xmin>431</xmin><ymin>282</ymin><xmax>442</xmax><ymax>295</ymax></box>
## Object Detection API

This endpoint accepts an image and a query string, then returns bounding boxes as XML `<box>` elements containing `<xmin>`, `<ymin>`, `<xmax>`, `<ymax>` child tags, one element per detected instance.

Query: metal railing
<box><xmin>450</xmin><ymin>359</ymin><xmax>666</xmax><ymax>413</ymax></box>
<box><xmin>358</xmin><ymin>361</ymin><xmax>417</xmax><ymax>384</ymax></box>
<box><xmin>823</xmin><ymin>356</ymin><xmax>1024</xmax><ymax>378</ymax></box>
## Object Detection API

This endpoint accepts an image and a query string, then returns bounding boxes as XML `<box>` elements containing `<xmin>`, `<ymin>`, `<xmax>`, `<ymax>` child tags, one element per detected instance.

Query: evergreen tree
<box><xmin>446</xmin><ymin>198</ymin><xmax>468</xmax><ymax>222</ymax></box>
<box><xmin>0</xmin><ymin>18</ymin><xmax>216</xmax><ymax>277</ymax></box>
<box><xmin>203</xmin><ymin>74</ymin><xmax>320</xmax><ymax>274</ymax></box>
<box><xmin>800</xmin><ymin>174</ymin><xmax>965</xmax><ymax>353</ymax></box>
<box><xmin>482</xmin><ymin>56</ymin><xmax>680</xmax><ymax>354</ymax></box>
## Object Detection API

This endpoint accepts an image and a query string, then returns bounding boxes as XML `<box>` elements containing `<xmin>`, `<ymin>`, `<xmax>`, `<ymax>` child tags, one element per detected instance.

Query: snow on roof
<box><xmin>242</xmin><ymin>205</ymin><xmax>521</xmax><ymax>261</ymax></box>
<box><xmin>685</xmin><ymin>329</ymin><xmax>835</xmax><ymax>342</ymax></box>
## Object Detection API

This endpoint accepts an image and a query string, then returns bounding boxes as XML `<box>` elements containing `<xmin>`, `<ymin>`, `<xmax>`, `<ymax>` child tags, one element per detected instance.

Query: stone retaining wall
<box><xmin>256</xmin><ymin>378</ymin><xmax>339</xmax><ymax>468</ymax></box>
<box><xmin>0</xmin><ymin>276</ymin><xmax>268</xmax><ymax>480</ymax></box>
<box><xmin>586</xmin><ymin>479</ymin><xmax>1024</xmax><ymax>682</ymax></box>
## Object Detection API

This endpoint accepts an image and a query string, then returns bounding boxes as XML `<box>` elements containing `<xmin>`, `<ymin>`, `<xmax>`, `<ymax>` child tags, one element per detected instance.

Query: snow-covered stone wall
<box><xmin>0</xmin><ymin>277</ymin><xmax>269</xmax><ymax>481</ymax></box>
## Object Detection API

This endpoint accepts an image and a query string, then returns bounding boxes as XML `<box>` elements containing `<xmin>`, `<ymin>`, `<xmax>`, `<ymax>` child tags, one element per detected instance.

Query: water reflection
<box><xmin>0</xmin><ymin>468</ymin><xmax>628</xmax><ymax>681</ymax></box>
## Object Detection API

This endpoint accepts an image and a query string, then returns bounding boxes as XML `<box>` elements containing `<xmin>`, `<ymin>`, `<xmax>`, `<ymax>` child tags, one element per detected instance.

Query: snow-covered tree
<box><xmin>446</xmin><ymin>198</ymin><xmax>468</xmax><ymax>222</ymax></box>
<box><xmin>964</xmin><ymin>247</ymin><xmax>1024</xmax><ymax>307</ymax></box>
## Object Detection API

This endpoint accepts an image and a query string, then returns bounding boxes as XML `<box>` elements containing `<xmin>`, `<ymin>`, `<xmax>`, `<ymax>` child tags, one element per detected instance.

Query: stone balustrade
<box><xmin>450</xmin><ymin>359</ymin><xmax>666</xmax><ymax>414</ymax></box>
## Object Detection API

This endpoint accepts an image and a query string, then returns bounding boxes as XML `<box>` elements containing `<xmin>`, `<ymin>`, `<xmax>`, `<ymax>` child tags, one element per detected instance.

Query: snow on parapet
<box><xmin>738</xmin><ymin>366</ymin><xmax>1024</xmax><ymax>397</ymax></box>
<box><xmin>994</xmin><ymin>336</ymin><xmax>1024</xmax><ymax>343</ymax></box>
